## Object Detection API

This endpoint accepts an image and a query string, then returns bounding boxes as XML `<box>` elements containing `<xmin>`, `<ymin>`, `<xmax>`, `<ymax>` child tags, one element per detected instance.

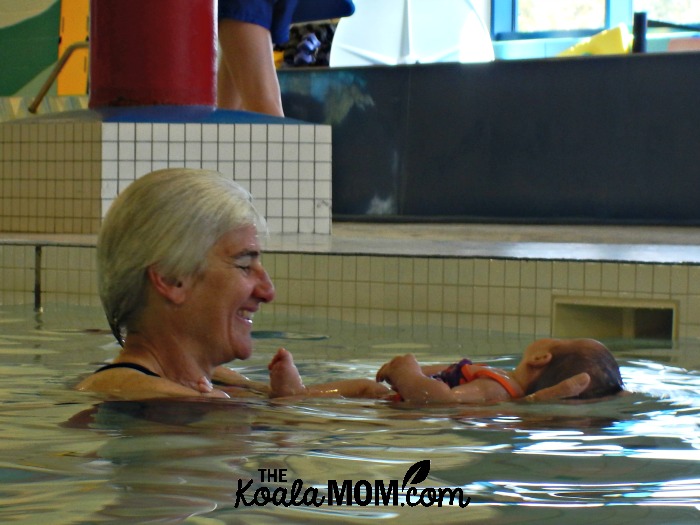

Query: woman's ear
<box><xmin>147</xmin><ymin>265</ymin><xmax>188</xmax><ymax>305</ymax></box>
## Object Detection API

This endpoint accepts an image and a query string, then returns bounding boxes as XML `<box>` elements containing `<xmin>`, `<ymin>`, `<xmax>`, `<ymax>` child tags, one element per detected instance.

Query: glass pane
<box><xmin>517</xmin><ymin>0</ymin><xmax>606</xmax><ymax>32</ymax></box>
<box><xmin>633</xmin><ymin>0</ymin><xmax>700</xmax><ymax>24</ymax></box>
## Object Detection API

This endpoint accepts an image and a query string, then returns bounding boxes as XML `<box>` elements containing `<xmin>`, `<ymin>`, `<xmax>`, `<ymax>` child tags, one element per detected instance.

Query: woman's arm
<box><xmin>521</xmin><ymin>373</ymin><xmax>591</xmax><ymax>402</ymax></box>
<box><xmin>211</xmin><ymin>365</ymin><xmax>270</xmax><ymax>394</ymax></box>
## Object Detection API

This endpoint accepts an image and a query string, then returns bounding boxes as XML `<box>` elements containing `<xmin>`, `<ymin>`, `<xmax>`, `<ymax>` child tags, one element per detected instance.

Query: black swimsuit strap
<box><xmin>95</xmin><ymin>362</ymin><xmax>161</xmax><ymax>378</ymax></box>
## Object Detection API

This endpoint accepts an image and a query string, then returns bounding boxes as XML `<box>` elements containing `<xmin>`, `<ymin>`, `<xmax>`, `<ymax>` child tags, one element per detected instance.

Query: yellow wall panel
<box><xmin>57</xmin><ymin>0</ymin><xmax>89</xmax><ymax>95</ymax></box>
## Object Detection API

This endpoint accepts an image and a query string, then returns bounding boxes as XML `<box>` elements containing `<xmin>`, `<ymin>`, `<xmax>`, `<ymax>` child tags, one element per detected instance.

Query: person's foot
<box><xmin>268</xmin><ymin>348</ymin><xmax>307</xmax><ymax>398</ymax></box>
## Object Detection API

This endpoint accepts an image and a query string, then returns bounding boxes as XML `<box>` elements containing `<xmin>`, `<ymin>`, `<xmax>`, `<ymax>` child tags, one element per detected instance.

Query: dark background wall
<box><xmin>279</xmin><ymin>52</ymin><xmax>700</xmax><ymax>224</ymax></box>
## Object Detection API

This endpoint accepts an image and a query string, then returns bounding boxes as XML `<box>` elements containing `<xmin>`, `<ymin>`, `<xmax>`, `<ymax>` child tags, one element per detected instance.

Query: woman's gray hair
<box><xmin>97</xmin><ymin>168</ymin><xmax>266</xmax><ymax>344</ymax></box>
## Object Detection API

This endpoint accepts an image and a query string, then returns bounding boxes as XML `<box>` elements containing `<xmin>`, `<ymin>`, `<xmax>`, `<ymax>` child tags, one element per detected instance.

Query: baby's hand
<box><xmin>376</xmin><ymin>354</ymin><xmax>422</xmax><ymax>384</ymax></box>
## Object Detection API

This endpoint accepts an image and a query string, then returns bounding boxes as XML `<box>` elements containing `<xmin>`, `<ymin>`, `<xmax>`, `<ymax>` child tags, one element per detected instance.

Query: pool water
<box><xmin>1</xmin><ymin>304</ymin><xmax>700</xmax><ymax>524</ymax></box>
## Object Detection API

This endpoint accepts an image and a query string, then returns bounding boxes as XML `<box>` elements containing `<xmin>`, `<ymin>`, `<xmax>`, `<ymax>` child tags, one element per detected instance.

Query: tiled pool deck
<box><xmin>3</xmin><ymin>222</ymin><xmax>700</xmax><ymax>340</ymax></box>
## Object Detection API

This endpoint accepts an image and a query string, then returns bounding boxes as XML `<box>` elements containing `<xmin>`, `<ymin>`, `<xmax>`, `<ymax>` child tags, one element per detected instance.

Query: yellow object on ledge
<box><xmin>57</xmin><ymin>0</ymin><xmax>90</xmax><ymax>95</ymax></box>
<box><xmin>274</xmin><ymin>50</ymin><xmax>286</xmax><ymax>68</ymax></box>
<box><xmin>558</xmin><ymin>24</ymin><xmax>633</xmax><ymax>57</ymax></box>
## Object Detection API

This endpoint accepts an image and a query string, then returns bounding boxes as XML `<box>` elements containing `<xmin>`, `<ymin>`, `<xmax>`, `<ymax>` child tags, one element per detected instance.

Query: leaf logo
<box><xmin>401</xmin><ymin>460</ymin><xmax>430</xmax><ymax>490</ymax></box>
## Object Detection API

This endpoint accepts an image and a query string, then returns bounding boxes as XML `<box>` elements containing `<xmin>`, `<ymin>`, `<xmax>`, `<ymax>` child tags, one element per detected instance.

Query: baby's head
<box><xmin>518</xmin><ymin>338</ymin><xmax>623</xmax><ymax>399</ymax></box>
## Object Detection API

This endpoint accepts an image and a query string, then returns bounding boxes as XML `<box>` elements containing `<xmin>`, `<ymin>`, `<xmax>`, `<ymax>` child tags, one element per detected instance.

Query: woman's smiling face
<box><xmin>181</xmin><ymin>225</ymin><xmax>275</xmax><ymax>364</ymax></box>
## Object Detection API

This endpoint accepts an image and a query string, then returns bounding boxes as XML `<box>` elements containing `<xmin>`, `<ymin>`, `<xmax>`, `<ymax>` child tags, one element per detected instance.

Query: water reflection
<box><xmin>1</xmin><ymin>305</ymin><xmax>700</xmax><ymax>522</ymax></box>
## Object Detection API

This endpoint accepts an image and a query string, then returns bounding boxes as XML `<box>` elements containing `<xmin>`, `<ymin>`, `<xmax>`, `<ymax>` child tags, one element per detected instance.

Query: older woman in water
<box><xmin>77</xmin><ymin>167</ymin><xmax>590</xmax><ymax>402</ymax></box>
<box><xmin>76</xmin><ymin>168</ymin><xmax>275</xmax><ymax>399</ymax></box>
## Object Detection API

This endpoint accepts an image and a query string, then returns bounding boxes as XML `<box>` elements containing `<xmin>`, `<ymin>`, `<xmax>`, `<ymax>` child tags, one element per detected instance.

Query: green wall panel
<box><xmin>0</xmin><ymin>1</ymin><xmax>60</xmax><ymax>95</ymax></box>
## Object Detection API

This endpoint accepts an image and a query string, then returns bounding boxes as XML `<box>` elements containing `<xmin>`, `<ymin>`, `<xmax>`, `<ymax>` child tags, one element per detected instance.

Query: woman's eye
<box><xmin>231</xmin><ymin>253</ymin><xmax>258</xmax><ymax>274</ymax></box>
<box><xmin>233</xmin><ymin>256</ymin><xmax>253</xmax><ymax>273</ymax></box>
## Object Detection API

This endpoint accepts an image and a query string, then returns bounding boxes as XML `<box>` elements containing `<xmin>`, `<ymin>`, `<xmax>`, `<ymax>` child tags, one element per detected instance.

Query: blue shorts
<box><xmin>218</xmin><ymin>0</ymin><xmax>299</xmax><ymax>44</ymax></box>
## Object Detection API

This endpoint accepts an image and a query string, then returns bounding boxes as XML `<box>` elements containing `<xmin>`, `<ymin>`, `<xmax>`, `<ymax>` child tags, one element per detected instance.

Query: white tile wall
<box><xmin>4</xmin><ymin>241</ymin><xmax>700</xmax><ymax>340</ymax></box>
<box><xmin>1</xmin><ymin>118</ymin><xmax>332</xmax><ymax>235</ymax></box>
<box><xmin>99</xmin><ymin>121</ymin><xmax>332</xmax><ymax>234</ymax></box>
<box><xmin>0</xmin><ymin>121</ymin><xmax>103</xmax><ymax>234</ymax></box>
<box><xmin>264</xmin><ymin>253</ymin><xmax>700</xmax><ymax>340</ymax></box>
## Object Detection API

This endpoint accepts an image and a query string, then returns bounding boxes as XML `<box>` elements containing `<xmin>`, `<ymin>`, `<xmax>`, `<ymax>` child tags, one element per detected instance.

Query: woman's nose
<box><xmin>255</xmin><ymin>267</ymin><xmax>275</xmax><ymax>303</ymax></box>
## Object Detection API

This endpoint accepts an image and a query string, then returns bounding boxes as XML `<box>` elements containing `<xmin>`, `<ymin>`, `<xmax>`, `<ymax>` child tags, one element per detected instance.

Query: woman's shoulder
<box><xmin>75</xmin><ymin>366</ymin><xmax>200</xmax><ymax>400</ymax></box>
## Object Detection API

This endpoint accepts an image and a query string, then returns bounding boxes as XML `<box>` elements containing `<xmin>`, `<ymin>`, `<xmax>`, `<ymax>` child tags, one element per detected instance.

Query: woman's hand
<box><xmin>193</xmin><ymin>376</ymin><xmax>230</xmax><ymax>398</ymax></box>
<box><xmin>523</xmin><ymin>372</ymin><xmax>591</xmax><ymax>402</ymax></box>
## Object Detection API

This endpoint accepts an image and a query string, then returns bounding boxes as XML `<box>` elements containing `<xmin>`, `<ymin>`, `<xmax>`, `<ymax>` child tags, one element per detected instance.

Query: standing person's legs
<box><xmin>217</xmin><ymin>19</ymin><xmax>284</xmax><ymax>116</ymax></box>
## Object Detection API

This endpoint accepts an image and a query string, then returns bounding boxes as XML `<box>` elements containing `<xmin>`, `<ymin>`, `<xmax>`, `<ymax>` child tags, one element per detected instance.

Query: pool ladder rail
<box><xmin>28</xmin><ymin>41</ymin><xmax>89</xmax><ymax>114</ymax></box>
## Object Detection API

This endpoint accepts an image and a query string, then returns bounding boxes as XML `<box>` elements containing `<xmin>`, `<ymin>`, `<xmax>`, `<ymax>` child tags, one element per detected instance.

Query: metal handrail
<box><xmin>28</xmin><ymin>41</ymin><xmax>89</xmax><ymax>114</ymax></box>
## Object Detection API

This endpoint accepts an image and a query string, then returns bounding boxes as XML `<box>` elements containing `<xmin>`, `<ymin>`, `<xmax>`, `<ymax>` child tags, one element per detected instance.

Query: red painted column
<box><xmin>89</xmin><ymin>0</ymin><xmax>216</xmax><ymax>108</ymax></box>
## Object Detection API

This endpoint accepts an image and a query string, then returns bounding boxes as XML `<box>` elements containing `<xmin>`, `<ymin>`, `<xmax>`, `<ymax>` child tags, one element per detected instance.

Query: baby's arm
<box><xmin>420</xmin><ymin>364</ymin><xmax>451</xmax><ymax>376</ymax></box>
<box><xmin>376</xmin><ymin>355</ymin><xmax>454</xmax><ymax>402</ymax></box>
<box><xmin>376</xmin><ymin>354</ymin><xmax>488</xmax><ymax>403</ymax></box>
<box><xmin>377</xmin><ymin>354</ymin><xmax>513</xmax><ymax>404</ymax></box>
<box><xmin>377</xmin><ymin>355</ymin><xmax>593</xmax><ymax>404</ymax></box>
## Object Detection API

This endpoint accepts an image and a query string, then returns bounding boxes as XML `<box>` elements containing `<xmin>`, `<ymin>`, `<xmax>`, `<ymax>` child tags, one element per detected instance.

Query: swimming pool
<box><xmin>1</xmin><ymin>304</ymin><xmax>699</xmax><ymax>524</ymax></box>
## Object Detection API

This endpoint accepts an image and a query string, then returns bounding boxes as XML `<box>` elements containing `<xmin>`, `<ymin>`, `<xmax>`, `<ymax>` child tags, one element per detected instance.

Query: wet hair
<box><xmin>97</xmin><ymin>168</ymin><xmax>266</xmax><ymax>345</ymax></box>
<box><xmin>525</xmin><ymin>340</ymin><xmax>624</xmax><ymax>399</ymax></box>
